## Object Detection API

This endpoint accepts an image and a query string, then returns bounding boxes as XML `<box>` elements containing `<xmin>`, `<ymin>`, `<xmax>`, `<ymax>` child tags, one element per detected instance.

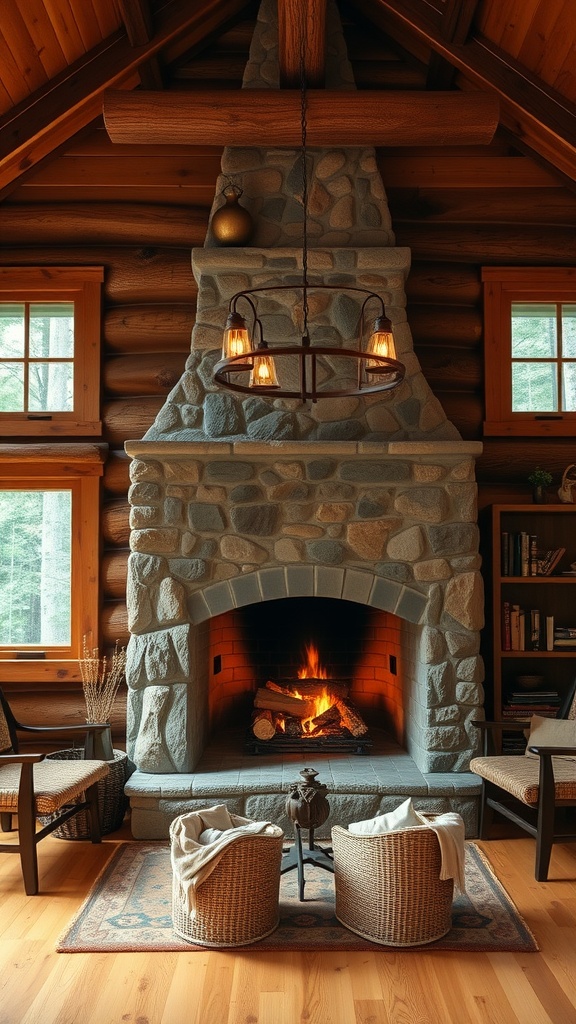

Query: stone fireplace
<box><xmin>123</xmin><ymin>0</ymin><xmax>485</xmax><ymax>839</ymax></box>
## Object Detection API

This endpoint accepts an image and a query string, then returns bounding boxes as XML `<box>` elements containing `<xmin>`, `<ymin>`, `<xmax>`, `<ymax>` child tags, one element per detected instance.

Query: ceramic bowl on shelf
<box><xmin>515</xmin><ymin>674</ymin><xmax>545</xmax><ymax>691</ymax></box>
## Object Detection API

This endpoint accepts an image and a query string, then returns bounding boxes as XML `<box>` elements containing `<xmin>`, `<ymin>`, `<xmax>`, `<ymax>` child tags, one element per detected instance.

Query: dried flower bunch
<box><xmin>80</xmin><ymin>636</ymin><xmax>126</xmax><ymax>723</ymax></box>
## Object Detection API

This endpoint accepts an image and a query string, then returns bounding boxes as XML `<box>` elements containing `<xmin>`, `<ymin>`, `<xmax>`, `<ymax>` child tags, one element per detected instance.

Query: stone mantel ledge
<box><xmin>124</xmin><ymin>440</ymin><xmax>484</xmax><ymax>459</ymax></box>
<box><xmin>192</xmin><ymin>246</ymin><xmax>413</xmax><ymax>273</ymax></box>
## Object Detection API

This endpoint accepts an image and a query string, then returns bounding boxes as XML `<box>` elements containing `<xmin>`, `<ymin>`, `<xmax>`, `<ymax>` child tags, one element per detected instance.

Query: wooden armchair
<box><xmin>0</xmin><ymin>688</ymin><xmax>111</xmax><ymax>895</ymax></box>
<box><xmin>470</xmin><ymin>685</ymin><xmax>576</xmax><ymax>881</ymax></box>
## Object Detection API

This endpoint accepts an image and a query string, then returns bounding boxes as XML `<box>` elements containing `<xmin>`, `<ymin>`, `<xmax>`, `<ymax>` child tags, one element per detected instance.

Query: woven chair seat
<box><xmin>331</xmin><ymin>822</ymin><xmax>454</xmax><ymax>947</ymax></box>
<box><xmin>469</xmin><ymin>755</ymin><xmax>576</xmax><ymax>805</ymax></box>
<box><xmin>0</xmin><ymin>759</ymin><xmax>110</xmax><ymax>814</ymax></box>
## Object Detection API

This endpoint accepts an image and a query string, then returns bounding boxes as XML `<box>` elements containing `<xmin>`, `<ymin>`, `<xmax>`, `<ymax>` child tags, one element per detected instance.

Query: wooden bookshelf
<box><xmin>483</xmin><ymin>504</ymin><xmax>576</xmax><ymax>751</ymax></box>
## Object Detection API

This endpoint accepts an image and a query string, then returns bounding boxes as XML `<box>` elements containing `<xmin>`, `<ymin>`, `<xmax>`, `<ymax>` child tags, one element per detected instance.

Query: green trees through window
<box><xmin>0</xmin><ymin>303</ymin><xmax>74</xmax><ymax>413</ymax></box>
<box><xmin>511</xmin><ymin>303</ymin><xmax>576</xmax><ymax>413</ymax></box>
<box><xmin>0</xmin><ymin>490</ymin><xmax>71</xmax><ymax>646</ymax></box>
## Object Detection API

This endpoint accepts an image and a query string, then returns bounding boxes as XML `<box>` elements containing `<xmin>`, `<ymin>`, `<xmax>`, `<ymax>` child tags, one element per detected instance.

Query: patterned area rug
<box><xmin>57</xmin><ymin>842</ymin><xmax>538</xmax><ymax>953</ymax></box>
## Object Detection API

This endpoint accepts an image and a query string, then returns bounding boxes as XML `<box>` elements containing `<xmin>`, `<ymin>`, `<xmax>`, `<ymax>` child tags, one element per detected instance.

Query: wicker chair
<box><xmin>170</xmin><ymin>814</ymin><xmax>285</xmax><ymax>947</ymax></box>
<box><xmin>0</xmin><ymin>688</ymin><xmax>111</xmax><ymax>895</ymax></box>
<box><xmin>331</xmin><ymin>821</ymin><xmax>454</xmax><ymax>947</ymax></box>
<box><xmin>470</xmin><ymin>684</ymin><xmax>576</xmax><ymax>881</ymax></box>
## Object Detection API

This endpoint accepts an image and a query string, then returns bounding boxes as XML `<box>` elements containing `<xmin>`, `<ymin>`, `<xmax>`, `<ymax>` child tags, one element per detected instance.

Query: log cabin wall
<box><xmin>1</xmin><ymin>7</ymin><xmax>575</xmax><ymax>741</ymax></box>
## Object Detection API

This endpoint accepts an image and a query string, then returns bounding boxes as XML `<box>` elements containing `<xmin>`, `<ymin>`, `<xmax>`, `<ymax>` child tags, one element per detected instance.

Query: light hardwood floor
<box><xmin>1</xmin><ymin>823</ymin><xmax>576</xmax><ymax>1024</ymax></box>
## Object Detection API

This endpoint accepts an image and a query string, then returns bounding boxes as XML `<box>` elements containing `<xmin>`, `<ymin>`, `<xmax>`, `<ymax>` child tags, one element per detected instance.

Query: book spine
<box><xmin>530</xmin><ymin>608</ymin><xmax>540</xmax><ymax>651</ymax></box>
<box><xmin>529</xmin><ymin>535</ymin><xmax>538</xmax><ymax>576</ymax></box>
<box><xmin>546</xmin><ymin>615</ymin><xmax>555</xmax><ymax>652</ymax></box>
<box><xmin>511</xmin><ymin>605</ymin><xmax>520</xmax><ymax>650</ymax></box>
<box><xmin>513</xmin><ymin>533</ymin><xmax>522</xmax><ymax>576</ymax></box>
<box><xmin>520</xmin><ymin>532</ymin><xmax>529</xmax><ymax>576</ymax></box>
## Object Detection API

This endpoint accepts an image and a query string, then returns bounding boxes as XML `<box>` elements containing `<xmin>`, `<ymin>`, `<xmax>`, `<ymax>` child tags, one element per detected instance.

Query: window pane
<box><xmin>511</xmin><ymin>303</ymin><xmax>556</xmax><ymax>358</ymax></box>
<box><xmin>29</xmin><ymin>303</ymin><xmax>74</xmax><ymax>358</ymax></box>
<box><xmin>0</xmin><ymin>362</ymin><xmax>24</xmax><ymax>411</ymax></box>
<box><xmin>563</xmin><ymin>305</ymin><xmax>576</xmax><ymax>358</ymax></box>
<box><xmin>0</xmin><ymin>303</ymin><xmax>25</xmax><ymax>357</ymax></box>
<box><xmin>0</xmin><ymin>490</ymin><xmax>71</xmax><ymax>646</ymax></box>
<box><xmin>562</xmin><ymin>362</ymin><xmax>576</xmax><ymax>412</ymax></box>
<box><xmin>512</xmin><ymin>361</ymin><xmax>558</xmax><ymax>411</ymax></box>
<box><xmin>28</xmin><ymin>361</ymin><xmax>74</xmax><ymax>412</ymax></box>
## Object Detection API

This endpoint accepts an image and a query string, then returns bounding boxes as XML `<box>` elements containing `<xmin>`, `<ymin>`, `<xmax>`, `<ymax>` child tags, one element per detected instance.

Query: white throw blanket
<box><xmin>170</xmin><ymin>804</ymin><xmax>279</xmax><ymax>915</ymax></box>
<box><xmin>415</xmin><ymin>810</ymin><xmax>467</xmax><ymax>893</ymax></box>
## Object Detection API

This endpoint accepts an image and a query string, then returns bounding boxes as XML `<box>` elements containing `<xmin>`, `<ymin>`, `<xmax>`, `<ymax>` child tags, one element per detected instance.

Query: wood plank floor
<box><xmin>1</xmin><ymin>822</ymin><xmax>576</xmax><ymax>1024</ymax></box>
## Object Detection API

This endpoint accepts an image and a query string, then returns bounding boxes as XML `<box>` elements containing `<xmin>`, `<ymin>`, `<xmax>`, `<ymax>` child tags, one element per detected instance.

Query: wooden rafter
<box><xmin>277</xmin><ymin>0</ymin><xmax>327</xmax><ymax>87</ymax></box>
<box><xmin>0</xmin><ymin>0</ymin><xmax>247</xmax><ymax>194</ymax></box>
<box><xmin>102</xmin><ymin>87</ymin><xmax>499</xmax><ymax>147</ymax></box>
<box><xmin>426</xmin><ymin>0</ymin><xmax>480</xmax><ymax>89</ymax></box>
<box><xmin>359</xmin><ymin>0</ymin><xmax>576</xmax><ymax>185</ymax></box>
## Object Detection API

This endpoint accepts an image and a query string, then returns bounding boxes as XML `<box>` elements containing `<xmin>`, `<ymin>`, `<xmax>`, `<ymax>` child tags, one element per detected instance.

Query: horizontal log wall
<box><xmin>3</xmin><ymin>13</ymin><xmax>576</xmax><ymax>736</ymax></box>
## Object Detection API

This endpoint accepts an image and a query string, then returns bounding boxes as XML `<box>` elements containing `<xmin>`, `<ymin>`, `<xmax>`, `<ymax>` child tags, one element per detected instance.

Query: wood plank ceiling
<box><xmin>0</xmin><ymin>0</ymin><xmax>575</xmax><ymax>199</ymax></box>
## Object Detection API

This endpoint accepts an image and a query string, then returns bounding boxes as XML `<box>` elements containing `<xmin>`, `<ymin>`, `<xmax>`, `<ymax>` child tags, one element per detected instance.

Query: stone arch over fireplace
<box><xmin>126</xmin><ymin>538</ymin><xmax>484</xmax><ymax>780</ymax></box>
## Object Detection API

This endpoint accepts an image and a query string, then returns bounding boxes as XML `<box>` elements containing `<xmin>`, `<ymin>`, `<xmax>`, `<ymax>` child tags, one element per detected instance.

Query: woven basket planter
<box><xmin>40</xmin><ymin>748</ymin><xmax>129</xmax><ymax>839</ymax></box>
<box><xmin>170</xmin><ymin>816</ymin><xmax>284</xmax><ymax>947</ymax></box>
<box><xmin>331</xmin><ymin>820</ymin><xmax>454</xmax><ymax>947</ymax></box>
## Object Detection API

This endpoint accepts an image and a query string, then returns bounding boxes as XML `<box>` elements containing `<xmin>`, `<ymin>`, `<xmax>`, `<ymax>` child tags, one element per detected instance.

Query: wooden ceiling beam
<box><xmin>0</xmin><ymin>0</ymin><xmax>247</xmax><ymax>194</ymax></box>
<box><xmin>278</xmin><ymin>0</ymin><xmax>327</xmax><ymax>87</ymax></box>
<box><xmin>360</xmin><ymin>0</ymin><xmax>576</xmax><ymax>184</ymax></box>
<box><xmin>426</xmin><ymin>0</ymin><xmax>481</xmax><ymax>90</ymax></box>
<box><xmin>103</xmin><ymin>87</ymin><xmax>499</xmax><ymax>146</ymax></box>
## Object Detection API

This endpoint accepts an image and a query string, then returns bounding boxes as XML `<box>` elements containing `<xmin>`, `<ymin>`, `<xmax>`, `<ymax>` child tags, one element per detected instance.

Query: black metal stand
<box><xmin>281</xmin><ymin>822</ymin><xmax>334</xmax><ymax>901</ymax></box>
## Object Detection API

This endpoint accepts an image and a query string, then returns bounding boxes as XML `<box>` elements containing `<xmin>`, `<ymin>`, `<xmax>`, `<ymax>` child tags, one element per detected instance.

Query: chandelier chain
<box><xmin>299</xmin><ymin>17</ymin><xmax>309</xmax><ymax>337</ymax></box>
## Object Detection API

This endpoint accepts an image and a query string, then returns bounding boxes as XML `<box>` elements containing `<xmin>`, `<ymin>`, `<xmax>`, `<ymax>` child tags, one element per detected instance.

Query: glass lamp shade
<box><xmin>222</xmin><ymin>311</ymin><xmax>252</xmax><ymax>360</ymax></box>
<box><xmin>249</xmin><ymin>345</ymin><xmax>279</xmax><ymax>388</ymax></box>
<box><xmin>365</xmin><ymin>314</ymin><xmax>397</xmax><ymax>367</ymax></box>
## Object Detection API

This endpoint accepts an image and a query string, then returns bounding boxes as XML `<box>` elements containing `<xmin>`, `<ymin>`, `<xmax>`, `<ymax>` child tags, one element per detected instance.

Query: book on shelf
<box><xmin>530</xmin><ymin>608</ymin><xmax>541</xmax><ymax>650</ymax></box>
<box><xmin>502</xmin><ymin>604</ymin><xmax>542</xmax><ymax>650</ymax></box>
<box><xmin>553</xmin><ymin>639</ymin><xmax>576</xmax><ymax>647</ymax></box>
<box><xmin>546</xmin><ymin>615</ymin><xmax>554</xmax><ymax>651</ymax></box>
<box><xmin>510</xmin><ymin>605</ymin><xmax>525</xmax><ymax>650</ymax></box>
<box><xmin>538</xmin><ymin>547</ymin><xmax>567</xmax><ymax>576</ymax></box>
<box><xmin>554</xmin><ymin>627</ymin><xmax>576</xmax><ymax>638</ymax></box>
<box><xmin>499</xmin><ymin>531</ymin><xmax>569</xmax><ymax>576</ymax></box>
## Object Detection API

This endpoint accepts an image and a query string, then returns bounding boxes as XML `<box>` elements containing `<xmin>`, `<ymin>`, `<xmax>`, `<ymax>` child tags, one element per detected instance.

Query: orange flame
<box><xmin>297</xmin><ymin>642</ymin><xmax>328</xmax><ymax>680</ymax></box>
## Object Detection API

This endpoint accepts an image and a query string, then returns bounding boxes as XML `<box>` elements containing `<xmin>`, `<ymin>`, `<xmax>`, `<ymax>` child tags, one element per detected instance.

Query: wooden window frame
<box><xmin>0</xmin><ymin>445</ymin><xmax>105</xmax><ymax>683</ymax></box>
<box><xmin>0</xmin><ymin>266</ymin><xmax>103</xmax><ymax>437</ymax></box>
<box><xmin>482</xmin><ymin>267</ymin><xmax>576</xmax><ymax>437</ymax></box>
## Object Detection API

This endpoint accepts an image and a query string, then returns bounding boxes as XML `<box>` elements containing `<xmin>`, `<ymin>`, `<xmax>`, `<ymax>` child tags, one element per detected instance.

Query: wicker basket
<box><xmin>331</xmin><ymin>821</ymin><xmax>454</xmax><ymax>947</ymax></box>
<box><xmin>170</xmin><ymin>815</ymin><xmax>284</xmax><ymax>947</ymax></box>
<box><xmin>40</xmin><ymin>748</ymin><xmax>129</xmax><ymax>839</ymax></box>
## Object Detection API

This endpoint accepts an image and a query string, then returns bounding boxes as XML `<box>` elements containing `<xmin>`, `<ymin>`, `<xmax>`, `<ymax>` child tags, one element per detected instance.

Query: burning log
<box><xmin>254</xmin><ymin>687</ymin><xmax>315</xmax><ymax>720</ymax></box>
<box><xmin>268</xmin><ymin>678</ymin><xmax>349</xmax><ymax>700</ymax></box>
<box><xmin>251</xmin><ymin>710</ymin><xmax>277</xmax><ymax>741</ymax></box>
<box><xmin>309</xmin><ymin>724</ymin><xmax>348</xmax><ymax>738</ymax></box>
<box><xmin>283</xmin><ymin>716</ymin><xmax>303</xmax><ymax>738</ymax></box>
<box><xmin>335</xmin><ymin>698</ymin><xmax>369</xmax><ymax>738</ymax></box>
<box><xmin>309</xmin><ymin>704</ymin><xmax>341</xmax><ymax>732</ymax></box>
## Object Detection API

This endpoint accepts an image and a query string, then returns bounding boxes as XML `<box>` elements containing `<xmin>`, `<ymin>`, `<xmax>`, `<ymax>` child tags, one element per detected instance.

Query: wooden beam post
<box><xmin>103</xmin><ymin>88</ymin><xmax>499</xmax><ymax>147</ymax></box>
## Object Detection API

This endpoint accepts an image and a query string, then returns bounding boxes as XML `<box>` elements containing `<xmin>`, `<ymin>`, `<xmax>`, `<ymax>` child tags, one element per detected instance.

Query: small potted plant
<box><xmin>528</xmin><ymin>467</ymin><xmax>552</xmax><ymax>504</ymax></box>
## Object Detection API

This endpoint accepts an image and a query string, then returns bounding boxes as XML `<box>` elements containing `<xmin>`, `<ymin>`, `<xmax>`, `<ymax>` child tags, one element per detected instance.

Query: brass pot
<box><xmin>210</xmin><ymin>185</ymin><xmax>253</xmax><ymax>246</ymax></box>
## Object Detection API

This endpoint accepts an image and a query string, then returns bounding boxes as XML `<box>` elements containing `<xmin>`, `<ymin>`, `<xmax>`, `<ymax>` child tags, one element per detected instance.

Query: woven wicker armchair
<box><xmin>331</xmin><ymin>821</ymin><xmax>454</xmax><ymax>947</ymax></box>
<box><xmin>0</xmin><ymin>688</ymin><xmax>111</xmax><ymax>895</ymax></box>
<box><xmin>470</xmin><ymin>681</ymin><xmax>576</xmax><ymax>881</ymax></box>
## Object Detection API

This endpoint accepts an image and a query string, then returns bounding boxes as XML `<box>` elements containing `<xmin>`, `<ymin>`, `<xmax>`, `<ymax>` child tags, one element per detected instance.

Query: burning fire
<box><xmin>294</xmin><ymin>643</ymin><xmax>331</xmax><ymax>732</ymax></box>
<box><xmin>297</xmin><ymin>642</ymin><xmax>328</xmax><ymax>680</ymax></box>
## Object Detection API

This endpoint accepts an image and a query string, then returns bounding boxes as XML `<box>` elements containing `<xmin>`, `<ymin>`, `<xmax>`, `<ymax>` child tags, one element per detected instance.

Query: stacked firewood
<box><xmin>251</xmin><ymin>679</ymin><xmax>368</xmax><ymax>741</ymax></box>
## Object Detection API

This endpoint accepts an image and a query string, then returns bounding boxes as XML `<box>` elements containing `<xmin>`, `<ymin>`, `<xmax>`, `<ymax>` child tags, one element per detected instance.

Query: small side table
<box><xmin>282</xmin><ymin>768</ymin><xmax>334</xmax><ymax>900</ymax></box>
